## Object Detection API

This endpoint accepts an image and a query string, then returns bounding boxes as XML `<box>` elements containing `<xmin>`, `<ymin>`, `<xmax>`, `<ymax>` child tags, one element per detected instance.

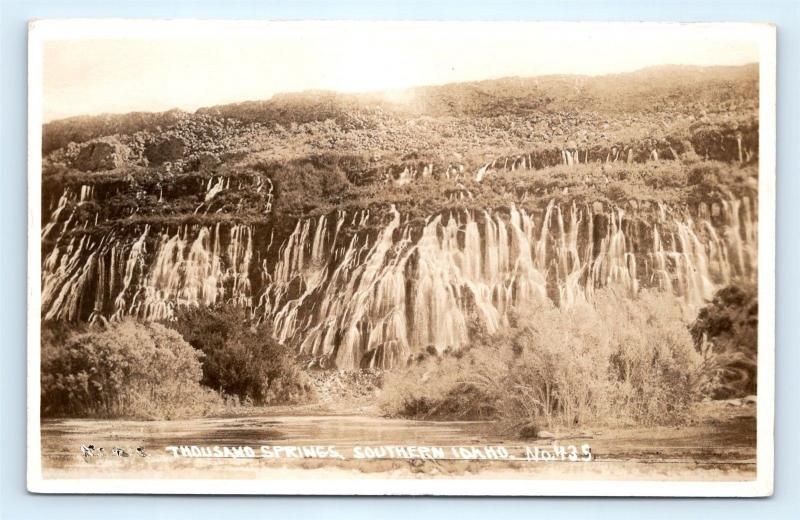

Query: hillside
<box><xmin>39</xmin><ymin>64</ymin><xmax>759</xmax><ymax>384</ymax></box>
<box><xmin>42</xmin><ymin>64</ymin><xmax>757</xmax><ymax>158</ymax></box>
<box><xmin>41</xmin><ymin>64</ymin><xmax>758</xmax><ymax>222</ymax></box>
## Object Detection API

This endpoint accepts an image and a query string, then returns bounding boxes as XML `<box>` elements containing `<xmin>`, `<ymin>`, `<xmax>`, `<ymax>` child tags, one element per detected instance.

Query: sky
<box><xmin>38</xmin><ymin>21</ymin><xmax>762</xmax><ymax>122</ymax></box>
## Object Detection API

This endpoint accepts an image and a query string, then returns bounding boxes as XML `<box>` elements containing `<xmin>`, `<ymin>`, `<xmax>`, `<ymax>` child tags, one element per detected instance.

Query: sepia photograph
<box><xmin>27</xmin><ymin>20</ymin><xmax>775</xmax><ymax>496</ymax></box>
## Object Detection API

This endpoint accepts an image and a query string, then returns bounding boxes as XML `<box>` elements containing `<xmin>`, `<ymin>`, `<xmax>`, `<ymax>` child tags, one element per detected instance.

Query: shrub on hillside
<box><xmin>643</xmin><ymin>162</ymin><xmax>689</xmax><ymax>189</ymax></box>
<box><xmin>41</xmin><ymin>320</ymin><xmax>221</xmax><ymax>419</ymax></box>
<box><xmin>254</xmin><ymin>157</ymin><xmax>353</xmax><ymax>214</ymax></box>
<box><xmin>171</xmin><ymin>306</ymin><xmax>312</xmax><ymax>405</ymax></box>
<box><xmin>688</xmin><ymin>163</ymin><xmax>721</xmax><ymax>186</ymax></box>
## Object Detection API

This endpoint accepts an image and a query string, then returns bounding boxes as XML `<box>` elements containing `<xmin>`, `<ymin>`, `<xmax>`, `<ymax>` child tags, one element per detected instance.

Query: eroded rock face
<box><xmin>39</xmin><ymin>187</ymin><xmax>759</xmax><ymax>371</ymax></box>
<box><xmin>71</xmin><ymin>139</ymin><xmax>130</xmax><ymax>171</ymax></box>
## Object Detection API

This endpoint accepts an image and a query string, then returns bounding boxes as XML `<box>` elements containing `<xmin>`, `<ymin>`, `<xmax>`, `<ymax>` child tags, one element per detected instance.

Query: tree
<box><xmin>172</xmin><ymin>306</ymin><xmax>311</xmax><ymax>405</ymax></box>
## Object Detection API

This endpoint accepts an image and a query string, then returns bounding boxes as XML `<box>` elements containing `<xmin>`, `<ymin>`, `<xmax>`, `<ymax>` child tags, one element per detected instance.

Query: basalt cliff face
<box><xmin>40</xmin><ymin>65</ymin><xmax>759</xmax><ymax>369</ymax></box>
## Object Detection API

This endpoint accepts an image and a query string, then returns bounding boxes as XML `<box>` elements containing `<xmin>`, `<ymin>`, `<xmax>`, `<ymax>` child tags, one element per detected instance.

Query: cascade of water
<box><xmin>267</xmin><ymin>214</ymin><xmax>337</xmax><ymax>343</ymax></box>
<box><xmin>556</xmin><ymin>203</ymin><xmax>588</xmax><ymax>306</ymax></box>
<box><xmin>292</xmin><ymin>207</ymin><xmax>406</xmax><ymax>367</ymax></box>
<box><xmin>674</xmin><ymin>220</ymin><xmax>715</xmax><ymax>306</ymax></box>
<box><xmin>130</xmin><ymin>224</ymin><xmax>254</xmax><ymax>320</ymax></box>
<box><xmin>79</xmin><ymin>185</ymin><xmax>94</xmax><ymax>202</ymax></box>
<box><xmin>227</xmin><ymin>225</ymin><xmax>253</xmax><ymax>308</ymax></box>
<box><xmin>595</xmin><ymin>208</ymin><xmax>638</xmax><ymax>295</ymax></box>
<box><xmin>262</xmin><ymin>205</ymin><xmax>554</xmax><ymax>368</ymax></box>
<box><xmin>112</xmin><ymin>226</ymin><xmax>150</xmax><ymax>319</ymax></box>
<box><xmin>264</xmin><ymin>178</ymin><xmax>274</xmax><ymax>213</ymax></box>
<box><xmin>42</xmin><ymin>188</ymin><xmax>75</xmax><ymax>240</ymax></box>
<box><xmin>205</xmin><ymin>177</ymin><xmax>225</xmax><ymax>202</ymax></box>
<box><xmin>41</xmin><ymin>187</ymin><xmax>758</xmax><ymax>369</ymax></box>
<box><xmin>648</xmin><ymin>196</ymin><xmax>757</xmax><ymax>308</ymax></box>
<box><xmin>42</xmin><ymin>235</ymin><xmax>99</xmax><ymax>321</ymax></box>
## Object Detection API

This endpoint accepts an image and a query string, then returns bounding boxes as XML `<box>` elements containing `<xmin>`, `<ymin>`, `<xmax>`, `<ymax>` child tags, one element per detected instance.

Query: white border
<box><xmin>26</xmin><ymin>20</ymin><xmax>776</xmax><ymax>497</ymax></box>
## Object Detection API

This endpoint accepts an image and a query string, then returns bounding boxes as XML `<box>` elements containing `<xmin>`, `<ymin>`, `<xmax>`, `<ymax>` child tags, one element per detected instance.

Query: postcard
<box><xmin>28</xmin><ymin>20</ymin><xmax>775</xmax><ymax>496</ymax></box>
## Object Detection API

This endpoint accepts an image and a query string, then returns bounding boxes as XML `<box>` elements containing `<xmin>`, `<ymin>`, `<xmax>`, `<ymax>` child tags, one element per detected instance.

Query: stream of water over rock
<box><xmin>41</xmin><ymin>182</ymin><xmax>757</xmax><ymax>369</ymax></box>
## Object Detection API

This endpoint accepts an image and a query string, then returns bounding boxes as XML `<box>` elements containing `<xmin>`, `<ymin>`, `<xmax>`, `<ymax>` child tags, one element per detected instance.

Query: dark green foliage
<box><xmin>690</xmin><ymin>284</ymin><xmax>758</xmax><ymax>398</ymax></box>
<box><xmin>171</xmin><ymin>306</ymin><xmax>312</xmax><ymax>405</ymax></box>
<box><xmin>41</xmin><ymin>320</ymin><xmax>220</xmax><ymax>419</ymax></box>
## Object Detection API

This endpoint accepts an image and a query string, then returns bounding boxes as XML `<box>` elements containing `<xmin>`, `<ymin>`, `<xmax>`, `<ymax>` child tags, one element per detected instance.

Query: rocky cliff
<box><xmin>39</xmin><ymin>65</ymin><xmax>760</xmax><ymax>369</ymax></box>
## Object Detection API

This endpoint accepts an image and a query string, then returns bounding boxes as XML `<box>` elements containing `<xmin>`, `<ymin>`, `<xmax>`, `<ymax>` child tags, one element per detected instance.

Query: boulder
<box><xmin>71</xmin><ymin>138</ymin><xmax>130</xmax><ymax>171</ymax></box>
<box><xmin>145</xmin><ymin>135</ymin><xmax>187</xmax><ymax>165</ymax></box>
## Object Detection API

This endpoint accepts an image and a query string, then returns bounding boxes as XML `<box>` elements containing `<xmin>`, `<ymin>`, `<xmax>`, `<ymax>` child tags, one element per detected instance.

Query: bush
<box><xmin>41</xmin><ymin>320</ymin><xmax>221</xmax><ymax>419</ymax></box>
<box><xmin>380</xmin><ymin>289</ymin><xmax>702</xmax><ymax>428</ymax></box>
<box><xmin>643</xmin><ymin>162</ymin><xmax>689</xmax><ymax>189</ymax></box>
<box><xmin>171</xmin><ymin>306</ymin><xmax>312</xmax><ymax>405</ymax></box>
<box><xmin>254</xmin><ymin>157</ymin><xmax>352</xmax><ymax>214</ymax></box>
<box><xmin>690</xmin><ymin>284</ymin><xmax>758</xmax><ymax>398</ymax></box>
<box><xmin>596</xmin><ymin>291</ymin><xmax>700</xmax><ymax>424</ymax></box>
<box><xmin>381</xmin><ymin>353</ymin><xmax>501</xmax><ymax>421</ymax></box>
<box><xmin>688</xmin><ymin>163</ymin><xmax>721</xmax><ymax>186</ymax></box>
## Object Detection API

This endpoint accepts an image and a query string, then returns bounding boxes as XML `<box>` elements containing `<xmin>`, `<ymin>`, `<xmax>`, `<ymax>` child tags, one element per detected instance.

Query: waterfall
<box><xmin>42</xmin><ymin>189</ymin><xmax>73</xmax><ymax>240</ymax></box>
<box><xmin>42</xmin><ymin>185</ymin><xmax>94</xmax><ymax>240</ymax></box>
<box><xmin>41</xmin><ymin>195</ymin><xmax>758</xmax><ymax>369</ymax></box>
<box><xmin>205</xmin><ymin>177</ymin><xmax>225</xmax><ymax>202</ymax></box>
<box><xmin>125</xmin><ymin>223</ymin><xmax>254</xmax><ymax>320</ymax></box>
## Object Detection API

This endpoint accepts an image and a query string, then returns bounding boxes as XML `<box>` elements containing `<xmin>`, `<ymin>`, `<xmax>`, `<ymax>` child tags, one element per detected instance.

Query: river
<box><xmin>40</xmin><ymin>406</ymin><xmax>756</xmax><ymax>482</ymax></box>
